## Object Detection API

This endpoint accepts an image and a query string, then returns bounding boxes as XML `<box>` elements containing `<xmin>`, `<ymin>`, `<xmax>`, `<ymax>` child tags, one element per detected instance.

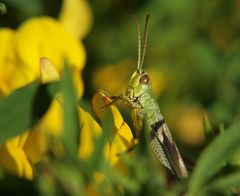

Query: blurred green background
<box><xmin>1</xmin><ymin>0</ymin><xmax>240</xmax><ymax>195</ymax></box>
<box><xmin>1</xmin><ymin>0</ymin><xmax>240</xmax><ymax>147</ymax></box>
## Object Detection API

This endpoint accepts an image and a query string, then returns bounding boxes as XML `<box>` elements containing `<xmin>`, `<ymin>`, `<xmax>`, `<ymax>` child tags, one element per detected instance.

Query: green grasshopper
<box><xmin>103</xmin><ymin>15</ymin><xmax>188</xmax><ymax>179</ymax></box>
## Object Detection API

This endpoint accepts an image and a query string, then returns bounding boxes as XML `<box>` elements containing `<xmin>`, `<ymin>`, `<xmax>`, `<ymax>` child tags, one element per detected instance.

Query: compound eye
<box><xmin>139</xmin><ymin>74</ymin><xmax>150</xmax><ymax>85</ymax></box>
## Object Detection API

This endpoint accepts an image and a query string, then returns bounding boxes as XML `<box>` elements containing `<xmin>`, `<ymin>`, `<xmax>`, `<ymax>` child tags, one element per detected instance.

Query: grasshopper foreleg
<box><xmin>101</xmin><ymin>91</ymin><xmax>145</xmax><ymax>138</ymax></box>
<box><xmin>102</xmin><ymin>94</ymin><xmax>141</xmax><ymax>110</ymax></box>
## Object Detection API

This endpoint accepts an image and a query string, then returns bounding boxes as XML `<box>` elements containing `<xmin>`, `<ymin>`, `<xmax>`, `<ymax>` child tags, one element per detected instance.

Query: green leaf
<box><xmin>0</xmin><ymin>82</ymin><xmax>59</xmax><ymax>144</ymax></box>
<box><xmin>6</xmin><ymin>0</ymin><xmax>43</xmax><ymax>19</ymax></box>
<box><xmin>189</xmin><ymin>121</ymin><xmax>240</xmax><ymax>193</ymax></box>
<box><xmin>62</xmin><ymin>64</ymin><xmax>80</xmax><ymax>158</ymax></box>
<box><xmin>203</xmin><ymin>114</ymin><xmax>214</xmax><ymax>143</ymax></box>
<box><xmin>219</xmin><ymin>123</ymin><xmax>225</xmax><ymax>134</ymax></box>
<box><xmin>0</xmin><ymin>2</ymin><xmax>7</xmax><ymax>15</ymax></box>
<box><xmin>85</xmin><ymin>112</ymin><xmax>111</xmax><ymax>176</ymax></box>
<box><xmin>206</xmin><ymin>172</ymin><xmax>240</xmax><ymax>192</ymax></box>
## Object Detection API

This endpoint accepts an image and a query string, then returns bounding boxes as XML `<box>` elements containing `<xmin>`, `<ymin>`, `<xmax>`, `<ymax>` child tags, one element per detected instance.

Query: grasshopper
<box><xmin>103</xmin><ymin>15</ymin><xmax>188</xmax><ymax>179</ymax></box>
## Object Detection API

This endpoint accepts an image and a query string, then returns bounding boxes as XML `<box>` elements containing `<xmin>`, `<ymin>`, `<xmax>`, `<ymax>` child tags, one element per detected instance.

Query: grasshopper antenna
<box><xmin>131</xmin><ymin>15</ymin><xmax>142</xmax><ymax>71</ymax></box>
<box><xmin>140</xmin><ymin>14</ymin><xmax>150</xmax><ymax>70</ymax></box>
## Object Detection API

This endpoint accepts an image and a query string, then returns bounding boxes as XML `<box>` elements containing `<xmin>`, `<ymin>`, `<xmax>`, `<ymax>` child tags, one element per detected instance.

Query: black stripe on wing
<box><xmin>151</xmin><ymin>118</ymin><xmax>165</xmax><ymax>139</ymax></box>
<box><xmin>161</xmin><ymin>131</ymin><xmax>186</xmax><ymax>179</ymax></box>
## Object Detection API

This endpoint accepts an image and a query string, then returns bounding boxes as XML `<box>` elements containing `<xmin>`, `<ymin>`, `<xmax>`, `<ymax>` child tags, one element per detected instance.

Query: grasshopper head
<box><xmin>126</xmin><ymin>69</ymin><xmax>151</xmax><ymax>99</ymax></box>
<box><xmin>127</xmin><ymin>15</ymin><xmax>151</xmax><ymax>99</ymax></box>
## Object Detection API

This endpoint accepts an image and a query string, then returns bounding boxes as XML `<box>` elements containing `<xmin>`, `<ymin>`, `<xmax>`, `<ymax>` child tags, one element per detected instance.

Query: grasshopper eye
<box><xmin>139</xmin><ymin>74</ymin><xmax>150</xmax><ymax>85</ymax></box>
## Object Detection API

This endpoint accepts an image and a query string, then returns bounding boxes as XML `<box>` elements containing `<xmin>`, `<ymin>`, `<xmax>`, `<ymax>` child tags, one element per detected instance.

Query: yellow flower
<box><xmin>20</xmin><ymin>58</ymin><xmax>90</xmax><ymax>167</ymax></box>
<box><xmin>0</xmin><ymin>1</ymin><xmax>92</xmax><ymax>178</ymax></box>
<box><xmin>0</xmin><ymin>1</ymin><xmax>134</xmax><ymax>180</ymax></box>
<box><xmin>0</xmin><ymin>16</ymin><xmax>87</xmax><ymax>96</ymax></box>
<box><xmin>0</xmin><ymin>57</ymin><xmax>135</xmax><ymax>180</ymax></box>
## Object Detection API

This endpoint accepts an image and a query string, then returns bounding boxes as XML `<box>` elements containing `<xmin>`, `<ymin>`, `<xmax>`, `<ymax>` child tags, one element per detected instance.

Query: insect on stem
<box><xmin>102</xmin><ymin>15</ymin><xmax>188</xmax><ymax>179</ymax></box>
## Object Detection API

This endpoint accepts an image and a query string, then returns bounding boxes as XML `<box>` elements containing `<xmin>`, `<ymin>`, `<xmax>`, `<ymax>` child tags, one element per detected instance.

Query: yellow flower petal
<box><xmin>0</xmin><ymin>28</ymin><xmax>17</xmax><ymax>95</ymax></box>
<box><xmin>92</xmin><ymin>90</ymin><xmax>135</xmax><ymax>165</ymax></box>
<box><xmin>23</xmin><ymin>129</ymin><xmax>48</xmax><ymax>164</ymax></box>
<box><xmin>0</xmin><ymin>136</ymin><xmax>33</xmax><ymax>180</ymax></box>
<box><xmin>63</xmin><ymin>36</ymin><xmax>86</xmax><ymax>71</ymax></box>
<box><xmin>40</xmin><ymin>57</ymin><xmax>60</xmax><ymax>83</ymax></box>
<box><xmin>40</xmin><ymin>58</ymin><xmax>84</xmax><ymax>97</ymax></box>
<box><xmin>15</xmin><ymin>17</ymin><xmax>86</xmax><ymax>79</ymax></box>
<box><xmin>71</xmin><ymin>66</ymin><xmax>84</xmax><ymax>98</ymax></box>
<box><xmin>17</xmin><ymin>131</ymin><xmax>30</xmax><ymax>148</ymax></box>
<box><xmin>92</xmin><ymin>90</ymin><xmax>124</xmax><ymax>130</ymax></box>
<box><xmin>59</xmin><ymin>0</ymin><xmax>93</xmax><ymax>39</ymax></box>
<box><xmin>6</xmin><ymin>64</ymin><xmax>37</xmax><ymax>93</ymax></box>
<box><xmin>107</xmin><ymin>122</ymin><xmax>135</xmax><ymax>166</ymax></box>
<box><xmin>0</xmin><ymin>28</ymin><xmax>15</xmax><ymax>63</ymax></box>
<box><xmin>78</xmin><ymin>108</ymin><xmax>102</xmax><ymax>159</ymax></box>
<box><xmin>36</xmin><ymin>99</ymin><xmax>63</xmax><ymax>136</ymax></box>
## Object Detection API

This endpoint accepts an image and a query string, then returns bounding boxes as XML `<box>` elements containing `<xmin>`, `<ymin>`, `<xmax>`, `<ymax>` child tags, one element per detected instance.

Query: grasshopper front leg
<box><xmin>100</xmin><ymin>91</ymin><xmax>144</xmax><ymax>138</ymax></box>
<box><xmin>102</xmin><ymin>93</ymin><xmax>141</xmax><ymax>110</ymax></box>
